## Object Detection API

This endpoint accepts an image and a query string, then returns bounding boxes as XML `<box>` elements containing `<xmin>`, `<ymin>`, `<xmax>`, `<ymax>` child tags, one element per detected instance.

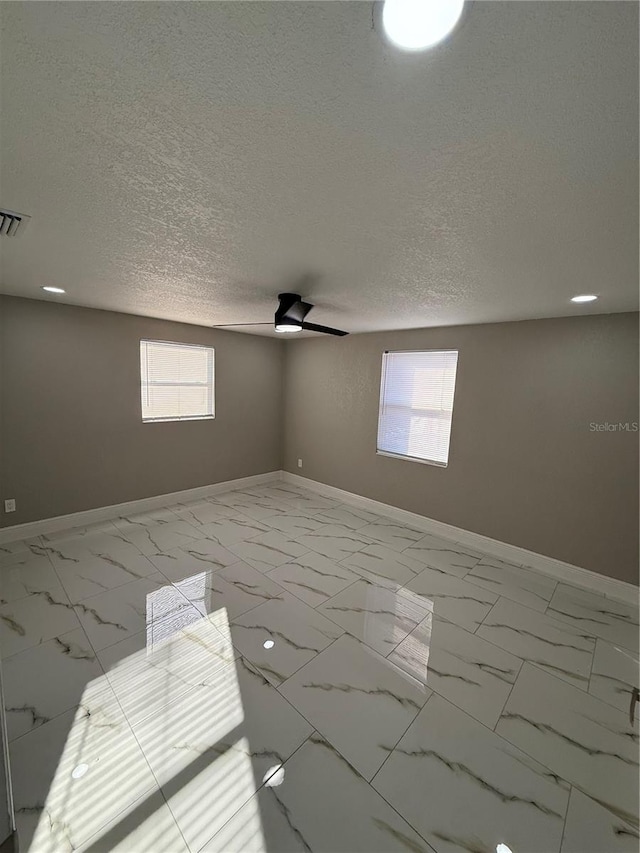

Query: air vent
<box><xmin>0</xmin><ymin>208</ymin><xmax>30</xmax><ymax>237</ymax></box>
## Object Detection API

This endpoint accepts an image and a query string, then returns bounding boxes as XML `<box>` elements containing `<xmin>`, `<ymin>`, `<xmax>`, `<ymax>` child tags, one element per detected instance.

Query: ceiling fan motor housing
<box><xmin>275</xmin><ymin>293</ymin><xmax>313</xmax><ymax>326</ymax></box>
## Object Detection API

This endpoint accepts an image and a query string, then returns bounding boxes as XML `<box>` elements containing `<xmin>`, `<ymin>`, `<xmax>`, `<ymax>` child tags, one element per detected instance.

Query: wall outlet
<box><xmin>4</xmin><ymin>499</ymin><xmax>16</xmax><ymax>513</ymax></box>
<box><xmin>297</xmin><ymin>458</ymin><xmax>303</xmax><ymax>468</ymax></box>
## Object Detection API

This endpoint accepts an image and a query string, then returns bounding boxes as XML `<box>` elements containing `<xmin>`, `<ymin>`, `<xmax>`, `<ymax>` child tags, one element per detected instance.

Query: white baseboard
<box><xmin>282</xmin><ymin>472</ymin><xmax>637</xmax><ymax>605</ymax></box>
<box><xmin>0</xmin><ymin>471</ymin><xmax>282</xmax><ymax>544</ymax></box>
<box><xmin>3</xmin><ymin>467</ymin><xmax>635</xmax><ymax>605</ymax></box>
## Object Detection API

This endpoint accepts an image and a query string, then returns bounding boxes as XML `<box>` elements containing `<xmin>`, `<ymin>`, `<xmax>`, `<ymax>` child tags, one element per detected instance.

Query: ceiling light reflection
<box><xmin>71</xmin><ymin>763</ymin><xmax>89</xmax><ymax>780</ymax></box>
<box><xmin>382</xmin><ymin>0</ymin><xmax>464</xmax><ymax>51</ymax></box>
<box><xmin>263</xmin><ymin>764</ymin><xmax>285</xmax><ymax>787</ymax></box>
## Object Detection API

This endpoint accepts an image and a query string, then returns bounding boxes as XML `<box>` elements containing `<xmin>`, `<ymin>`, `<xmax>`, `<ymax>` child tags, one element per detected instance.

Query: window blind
<box><xmin>377</xmin><ymin>350</ymin><xmax>459</xmax><ymax>466</ymax></box>
<box><xmin>140</xmin><ymin>340</ymin><xmax>215</xmax><ymax>422</ymax></box>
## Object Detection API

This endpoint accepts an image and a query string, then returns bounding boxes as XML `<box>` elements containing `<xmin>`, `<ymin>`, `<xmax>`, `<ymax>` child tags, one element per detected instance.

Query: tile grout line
<box><xmin>584</xmin><ymin>634</ymin><xmax>598</xmax><ymax>695</ymax></box>
<box><xmin>365</xmin><ymin>693</ymin><xmax>443</xmax><ymax>853</ymax></box>
<box><xmin>414</xmin><ymin>688</ymin><xmax>577</xmax><ymax>832</ymax></box>
<box><xmin>491</xmin><ymin>655</ymin><xmax>525</xmax><ymax>733</ymax></box>
<box><xmin>302</xmin><ymin>576</ymin><xmax>363</xmax><ymax>613</ymax></box>
<box><xmin>466</xmin><ymin>593</ymin><xmax>600</xmax><ymax>676</ymax></box>
<box><xmin>558</xmin><ymin>786</ymin><xmax>575</xmax><ymax>853</ymax></box>
<box><xmin>103</xmin><ymin>675</ymin><xmax>193</xmax><ymax>852</ymax></box>
<box><xmin>468</xmin><ymin>596</ymin><xmax>564</xmax><ymax>669</ymax></box>
<box><xmin>195</xmin><ymin>727</ymin><xmax>359</xmax><ymax>853</ymax></box>
<box><xmin>486</xmin><ymin>659</ymin><xmax>637</xmax><ymax>795</ymax></box>
<box><xmin>369</xmin><ymin>689</ymin><xmax>437</xmax><ymax>789</ymax></box>
<box><xmin>473</xmin><ymin>612</ymin><xmax>595</xmax><ymax>680</ymax></box>
<box><xmin>265</xmin><ymin>643</ymin><xmax>438</xmax><ymax>852</ymax></box>
<box><xmin>272</xmin><ymin>631</ymin><xmax>346</xmax><ymax>695</ymax></box>
<box><xmin>405</xmin><ymin>668</ymin><xmax>587</xmax><ymax>801</ymax></box>
<box><xmin>462</xmin><ymin>571</ymin><xmax>556</xmax><ymax>611</ymax></box>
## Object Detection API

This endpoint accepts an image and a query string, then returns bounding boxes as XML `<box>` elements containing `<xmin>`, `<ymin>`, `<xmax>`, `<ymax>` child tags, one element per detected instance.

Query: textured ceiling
<box><xmin>0</xmin><ymin>1</ymin><xmax>637</xmax><ymax>337</ymax></box>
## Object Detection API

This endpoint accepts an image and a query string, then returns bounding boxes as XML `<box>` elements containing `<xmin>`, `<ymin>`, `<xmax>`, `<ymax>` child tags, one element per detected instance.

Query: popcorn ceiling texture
<box><xmin>0</xmin><ymin>1</ymin><xmax>637</xmax><ymax>335</ymax></box>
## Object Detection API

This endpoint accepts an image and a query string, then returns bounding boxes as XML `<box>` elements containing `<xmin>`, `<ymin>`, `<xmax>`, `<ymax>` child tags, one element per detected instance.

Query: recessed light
<box><xmin>570</xmin><ymin>294</ymin><xmax>598</xmax><ymax>303</ymax></box>
<box><xmin>382</xmin><ymin>0</ymin><xmax>464</xmax><ymax>51</ymax></box>
<box><xmin>263</xmin><ymin>639</ymin><xmax>275</xmax><ymax>649</ymax></box>
<box><xmin>42</xmin><ymin>286</ymin><xmax>66</xmax><ymax>294</ymax></box>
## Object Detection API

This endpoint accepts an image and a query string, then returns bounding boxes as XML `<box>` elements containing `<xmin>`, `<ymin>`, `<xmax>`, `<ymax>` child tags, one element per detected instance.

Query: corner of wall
<box><xmin>280</xmin><ymin>338</ymin><xmax>294</xmax><ymax>473</ymax></box>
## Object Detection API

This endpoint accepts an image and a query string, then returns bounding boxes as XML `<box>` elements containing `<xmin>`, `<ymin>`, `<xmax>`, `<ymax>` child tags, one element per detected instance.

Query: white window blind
<box><xmin>377</xmin><ymin>350</ymin><xmax>459</xmax><ymax>466</ymax></box>
<box><xmin>140</xmin><ymin>340</ymin><xmax>215</xmax><ymax>423</ymax></box>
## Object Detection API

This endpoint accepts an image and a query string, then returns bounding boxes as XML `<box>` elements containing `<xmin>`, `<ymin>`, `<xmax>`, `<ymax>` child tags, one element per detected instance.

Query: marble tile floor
<box><xmin>1</xmin><ymin>480</ymin><xmax>638</xmax><ymax>853</ymax></box>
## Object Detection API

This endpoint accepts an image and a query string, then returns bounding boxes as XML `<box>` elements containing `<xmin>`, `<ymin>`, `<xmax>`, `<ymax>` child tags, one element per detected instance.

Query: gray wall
<box><xmin>2</xmin><ymin>297</ymin><xmax>638</xmax><ymax>584</ymax></box>
<box><xmin>283</xmin><ymin>313</ymin><xmax>639</xmax><ymax>585</ymax></box>
<box><xmin>0</xmin><ymin>296</ymin><xmax>284</xmax><ymax>526</ymax></box>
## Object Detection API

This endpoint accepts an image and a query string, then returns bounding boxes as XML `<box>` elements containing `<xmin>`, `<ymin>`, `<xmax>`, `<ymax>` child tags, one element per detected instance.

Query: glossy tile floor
<box><xmin>1</xmin><ymin>479</ymin><xmax>638</xmax><ymax>853</ymax></box>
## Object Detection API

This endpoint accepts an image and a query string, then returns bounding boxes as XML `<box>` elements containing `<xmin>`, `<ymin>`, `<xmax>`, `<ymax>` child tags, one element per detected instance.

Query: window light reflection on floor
<box><xmin>24</xmin><ymin>577</ymin><xmax>268</xmax><ymax>853</ymax></box>
<box><xmin>363</xmin><ymin>583</ymin><xmax>433</xmax><ymax>685</ymax></box>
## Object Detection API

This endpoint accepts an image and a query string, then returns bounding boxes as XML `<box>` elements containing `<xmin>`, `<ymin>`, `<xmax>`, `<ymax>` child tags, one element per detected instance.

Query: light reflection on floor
<box><xmin>28</xmin><ymin>590</ymin><xmax>258</xmax><ymax>853</ymax></box>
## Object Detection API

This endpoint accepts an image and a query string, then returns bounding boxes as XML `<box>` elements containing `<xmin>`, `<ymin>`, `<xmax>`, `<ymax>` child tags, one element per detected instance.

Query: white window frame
<box><xmin>376</xmin><ymin>349</ymin><xmax>459</xmax><ymax>468</ymax></box>
<box><xmin>140</xmin><ymin>339</ymin><xmax>215</xmax><ymax>423</ymax></box>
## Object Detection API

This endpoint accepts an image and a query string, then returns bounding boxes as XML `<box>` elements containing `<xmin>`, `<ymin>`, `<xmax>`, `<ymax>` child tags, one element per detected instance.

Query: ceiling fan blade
<box><xmin>301</xmin><ymin>321</ymin><xmax>349</xmax><ymax>337</ymax></box>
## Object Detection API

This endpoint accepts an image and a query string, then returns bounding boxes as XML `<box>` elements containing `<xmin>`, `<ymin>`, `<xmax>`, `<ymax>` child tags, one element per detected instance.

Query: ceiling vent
<box><xmin>0</xmin><ymin>208</ymin><xmax>30</xmax><ymax>237</ymax></box>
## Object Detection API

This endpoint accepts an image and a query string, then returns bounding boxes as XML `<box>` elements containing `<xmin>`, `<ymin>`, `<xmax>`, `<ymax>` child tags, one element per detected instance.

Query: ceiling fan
<box><xmin>214</xmin><ymin>292</ymin><xmax>349</xmax><ymax>336</ymax></box>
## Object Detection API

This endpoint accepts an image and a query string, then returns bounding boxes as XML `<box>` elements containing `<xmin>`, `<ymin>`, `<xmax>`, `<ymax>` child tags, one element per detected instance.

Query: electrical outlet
<box><xmin>297</xmin><ymin>458</ymin><xmax>303</xmax><ymax>468</ymax></box>
<box><xmin>4</xmin><ymin>499</ymin><xmax>16</xmax><ymax>513</ymax></box>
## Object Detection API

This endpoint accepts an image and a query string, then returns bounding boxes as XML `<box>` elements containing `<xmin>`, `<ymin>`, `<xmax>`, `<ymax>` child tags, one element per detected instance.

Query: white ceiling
<box><xmin>1</xmin><ymin>2</ymin><xmax>637</xmax><ymax>337</ymax></box>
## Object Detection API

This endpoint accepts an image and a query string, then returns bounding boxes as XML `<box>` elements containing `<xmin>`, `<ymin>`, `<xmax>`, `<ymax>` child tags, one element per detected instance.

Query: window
<box><xmin>140</xmin><ymin>340</ymin><xmax>214</xmax><ymax>422</ymax></box>
<box><xmin>377</xmin><ymin>350</ymin><xmax>458</xmax><ymax>466</ymax></box>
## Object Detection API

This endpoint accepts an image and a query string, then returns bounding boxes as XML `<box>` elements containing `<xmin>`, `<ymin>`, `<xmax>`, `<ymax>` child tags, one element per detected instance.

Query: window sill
<box><xmin>142</xmin><ymin>416</ymin><xmax>215</xmax><ymax>423</ymax></box>
<box><xmin>376</xmin><ymin>449</ymin><xmax>448</xmax><ymax>468</ymax></box>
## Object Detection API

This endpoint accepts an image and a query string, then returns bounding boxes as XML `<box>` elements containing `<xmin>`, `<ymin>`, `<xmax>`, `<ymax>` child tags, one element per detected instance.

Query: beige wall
<box><xmin>283</xmin><ymin>313</ymin><xmax>639</xmax><ymax>585</ymax></box>
<box><xmin>0</xmin><ymin>296</ymin><xmax>284</xmax><ymax>526</ymax></box>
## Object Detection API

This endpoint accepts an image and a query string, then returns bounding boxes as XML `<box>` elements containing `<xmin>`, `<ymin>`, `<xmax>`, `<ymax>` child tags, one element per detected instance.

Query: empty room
<box><xmin>0</xmin><ymin>2</ymin><xmax>638</xmax><ymax>852</ymax></box>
